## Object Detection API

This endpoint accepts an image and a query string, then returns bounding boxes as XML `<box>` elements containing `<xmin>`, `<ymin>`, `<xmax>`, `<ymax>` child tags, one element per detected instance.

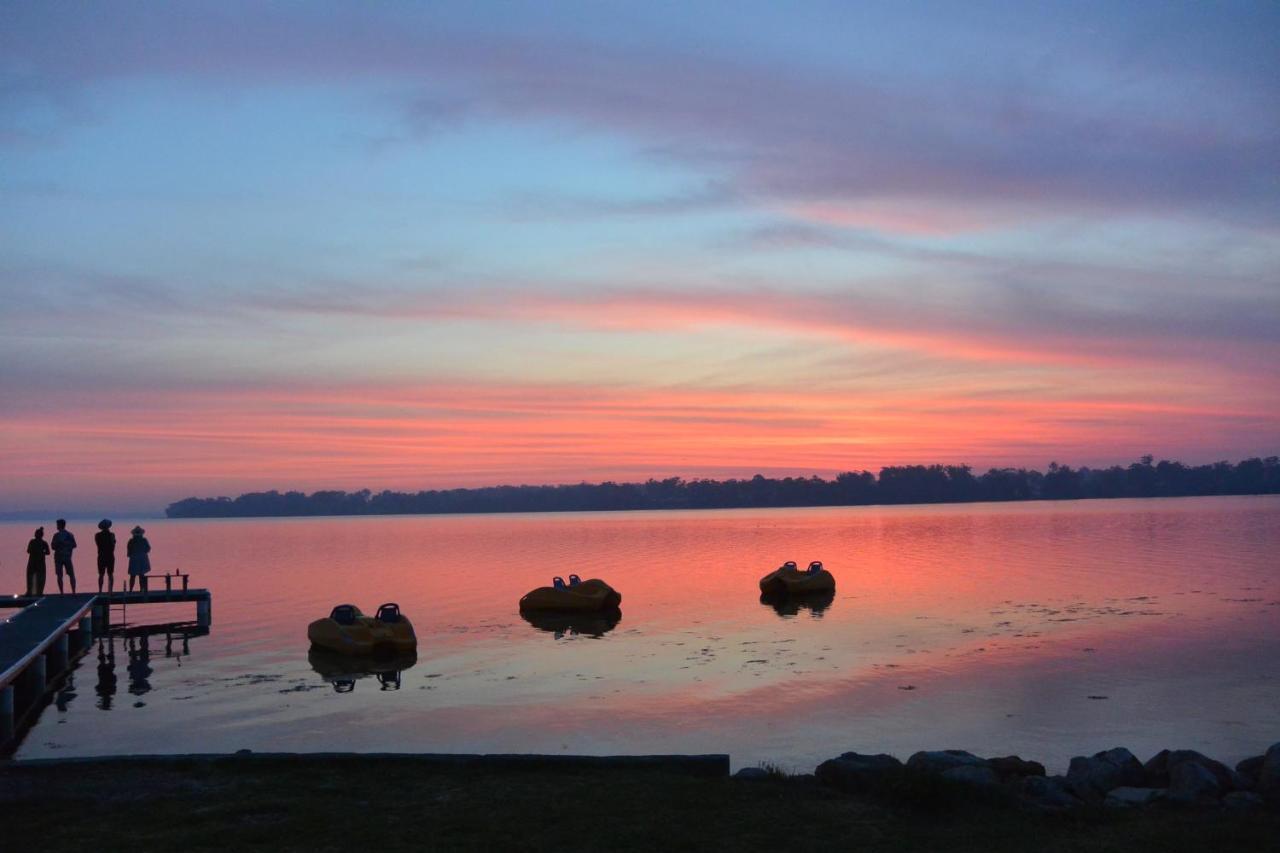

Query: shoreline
<box><xmin>7</xmin><ymin>741</ymin><xmax>1276</xmax><ymax>805</ymax></box>
<box><xmin>163</xmin><ymin>490</ymin><xmax>1280</xmax><ymax>521</ymax></box>
<box><xmin>1</xmin><ymin>751</ymin><xmax>1276</xmax><ymax>852</ymax></box>
<box><xmin>4</xmin><ymin>491</ymin><xmax>1275</xmax><ymax>524</ymax></box>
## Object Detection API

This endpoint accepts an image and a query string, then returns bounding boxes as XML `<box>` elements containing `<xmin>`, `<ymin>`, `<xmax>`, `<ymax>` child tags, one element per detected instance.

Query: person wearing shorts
<box><xmin>50</xmin><ymin>518</ymin><xmax>77</xmax><ymax>594</ymax></box>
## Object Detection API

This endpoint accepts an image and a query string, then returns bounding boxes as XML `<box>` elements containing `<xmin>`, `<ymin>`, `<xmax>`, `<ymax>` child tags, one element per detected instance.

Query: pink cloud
<box><xmin>2</xmin><ymin>378</ymin><xmax>1275</xmax><ymax>511</ymax></box>
<box><xmin>784</xmin><ymin>200</ymin><xmax>1016</xmax><ymax>237</ymax></box>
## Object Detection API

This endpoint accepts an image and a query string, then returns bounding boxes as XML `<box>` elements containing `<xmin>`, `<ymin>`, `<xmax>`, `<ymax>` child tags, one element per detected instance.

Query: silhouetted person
<box><xmin>51</xmin><ymin>518</ymin><xmax>77</xmax><ymax>594</ymax></box>
<box><xmin>26</xmin><ymin>527</ymin><xmax>50</xmax><ymax>596</ymax></box>
<box><xmin>126</xmin><ymin>526</ymin><xmax>151</xmax><ymax>592</ymax></box>
<box><xmin>96</xmin><ymin>637</ymin><xmax>118</xmax><ymax>710</ymax></box>
<box><xmin>95</xmin><ymin>519</ymin><xmax>117</xmax><ymax>592</ymax></box>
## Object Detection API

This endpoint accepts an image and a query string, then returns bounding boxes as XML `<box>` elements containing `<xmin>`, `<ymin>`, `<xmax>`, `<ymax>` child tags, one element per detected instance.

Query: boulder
<box><xmin>1020</xmin><ymin>775</ymin><xmax>1082</xmax><ymax>812</ymax></box>
<box><xmin>1144</xmin><ymin>749</ymin><xmax>1241</xmax><ymax>791</ymax></box>
<box><xmin>1105</xmin><ymin>787</ymin><xmax>1166</xmax><ymax>808</ymax></box>
<box><xmin>1143</xmin><ymin>749</ymin><xmax>1171</xmax><ymax>786</ymax></box>
<box><xmin>1259</xmin><ymin>742</ymin><xmax>1280</xmax><ymax>800</ymax></box>
<box><xmin>733</xmin><ymin>767</ymin><xmax>772</xmax><ymax>781</ymax></box>
<box><xmin>988</xmin><ymin>755</ymin><xmax>1046</xmax><ymax>781</ymax></box>
<box><xmin>941</xmin><ymin>765</ymin><xmax>1000</xmax><ymax>788</ymax></box>
<box><xmin>906</xmin><ymin>750</ymin><xmax>990</xmax><ymax>775</ymax></box>
<box><xmin>1235</xmin><ymin>755</ymin><xmax>1265</xmax><ymax>789</ymax></box>
<box><xmin>815</xmin><ymin>752</ymin><xmax>904</xmax><ymax>792</ymax></box>
<box><xmin>1167</xmin><ymin>761</ymin><xmax>1220</xmax><ymax>804</ymax></box>
<box><xmin>1066</xmin><ymin>748</ymin><xmax>1146</xmax><ymax>801</ymax></box>
<box><xmin>1223</xmin><ymin>791</ymin><xmax>1264</xmax><ymax>810</ymax></box>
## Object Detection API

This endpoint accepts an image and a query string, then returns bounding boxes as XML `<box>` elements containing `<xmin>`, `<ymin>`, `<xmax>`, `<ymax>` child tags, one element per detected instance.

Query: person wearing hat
<box><xmin>126</xmin><ymin>526</ymin><xmax>151</xmax><ymax>592</ymax></box>
<box><xmin>95</xmin><ymin>519</ymin><xmax>117</xmax><ymax>593</ymax></box>
<box><xmin>25</xmin><ymin>526</ymin><xmax>50</xmax><ymax>596</ymax></box>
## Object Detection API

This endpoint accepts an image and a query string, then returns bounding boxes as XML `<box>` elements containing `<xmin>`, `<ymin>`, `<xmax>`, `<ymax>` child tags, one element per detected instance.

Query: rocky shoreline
<box><xmin>775</xmin><ymin>742</ymin><xmax>1280</xmax><ymax>811</ymax></box>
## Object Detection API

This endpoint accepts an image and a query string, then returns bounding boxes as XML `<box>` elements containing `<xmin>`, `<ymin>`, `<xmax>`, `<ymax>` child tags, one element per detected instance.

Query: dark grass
<box><xmin>1</xmin><ymin>757</ymin><xmax>1276</xmax><ymax>852</ymax></box>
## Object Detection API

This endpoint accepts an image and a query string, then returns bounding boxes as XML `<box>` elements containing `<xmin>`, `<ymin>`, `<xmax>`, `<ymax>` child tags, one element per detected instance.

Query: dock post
<box><xmin>0</xmin><ymin>685</ymin><xmax>13</xmax><ymax>744</ymax></box>
<box><xmin>77</xmin><ymin>616</ymin><xmax>92</xmax><ymax>651</ymax></box>
<box><xmin>197</xmin><ymin>596</ymin><xmax>212</xmax><ymax>627</ymax></box>
<box><xmin>47</xmin><ymin>632</ymin><xmax>69</xmax><ymax>675</ymax></box>
<box><xmin>92</xmin><ymin>601</ymin><xmax>107</xmax><ymax>634</ymax></box>
<box><xmin>25</xmin><ymin>654</ymin><xmax>46</xmax><ymax>697</ymax></box>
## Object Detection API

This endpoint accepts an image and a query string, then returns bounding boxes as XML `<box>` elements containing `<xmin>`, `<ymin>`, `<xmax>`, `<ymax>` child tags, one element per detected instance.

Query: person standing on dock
<box><xmin>95</xmin><ymin>519</ymin><xmax>117</xmax><ymax>593</ymax></box>
<box><xmin>51</xmin><ymin>518</ymin><xmax>77</xmax><ymax>594</ymax></box>
<box><xmin>126</xmin><ymin>526</ymin><xmax>151</xmax><ymax>592</ymax></box>
<box><xmin>25</xmin><ymin>526</ymin><xmax>50</xmax><ymax>595</ymax></box>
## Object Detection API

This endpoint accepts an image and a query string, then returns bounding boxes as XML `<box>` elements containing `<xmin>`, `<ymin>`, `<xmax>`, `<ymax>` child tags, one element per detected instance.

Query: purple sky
<box><xmin>1</xmin><ymin>2</ymin><xmax>1277</xmax><ymax>513</ymax></box>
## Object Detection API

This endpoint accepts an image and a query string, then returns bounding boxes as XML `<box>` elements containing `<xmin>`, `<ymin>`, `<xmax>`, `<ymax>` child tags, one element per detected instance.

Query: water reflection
<box><xmin>95</xmin><ymin>638</ymin><xmax>118</xmax><ymax>710</ymax></box>
<box><xmin>759</xmin><ymin>590</ymin><xmax>834</xmax><ymax>618</ymax></box>
<box><xmin>520</xmin><ymin>607</ymin><xmax>622</xmax><ymax>639</ymax></box>
<box><xmin>3</xmin><ymin>621</ymin><xmax>208</xmax><ymax>758</ymax></box>
<box><xmin>126</xmin><ymin>636</ymin><xmax>152</xmax><ymax>701</ymax></box>
<box><xmin>5</xmin><ymin>498</ymin><xmax>1279</xmax><ymax>767</ymax></box>
<box><xmin>308</xmin><ymin>648</ymin><xmax>418</xmax><ymax>693</ymax></box>
<box><xmin>54</xmin><ymin>672</ymin><xmax>77</xmax><ymax>712</ymax></box>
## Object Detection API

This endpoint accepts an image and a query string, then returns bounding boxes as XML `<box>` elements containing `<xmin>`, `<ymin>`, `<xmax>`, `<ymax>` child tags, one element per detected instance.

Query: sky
<box><xmin>1</xmin><ymin>1</ymin><xmax>1278</xmax><ymax>513</ymax></box>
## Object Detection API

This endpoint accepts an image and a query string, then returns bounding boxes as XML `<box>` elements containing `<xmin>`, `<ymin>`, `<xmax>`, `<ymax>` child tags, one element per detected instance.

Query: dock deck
<box><xmin>0</xmin><ymin>594</ymin><xmax>97</xmax><ymax>690</ymax></box>
<box><xmin>0</xmin><ymin>588</ymin><xmax>212</xmax><ymax>752</ymax></box>
<box><xmin>1</xmin><ymin>588</ymin><xmax>212</xmax><ymax>609</ymax></box>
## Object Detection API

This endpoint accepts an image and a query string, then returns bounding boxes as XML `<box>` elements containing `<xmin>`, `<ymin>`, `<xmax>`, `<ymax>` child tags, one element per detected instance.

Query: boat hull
<box><xmin>758</xmin><ymin>566</ymin><xmax>836</xmax><ymax>596</ymax></box>
<box><xmin>519</xmin><ymin>578</ymin><xmax>622</xmax><ymax>612</ymax></box>
<box><xmin>307</xmin><ymin>610</ymin><xmax>417</xmax><ymax>655</ymax></box>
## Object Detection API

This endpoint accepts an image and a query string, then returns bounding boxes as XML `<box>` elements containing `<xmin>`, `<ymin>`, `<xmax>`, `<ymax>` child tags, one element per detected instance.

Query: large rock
<box><xmin>1144</xmin><ymin>749</ymin><xmax>1242</xmax><ymax>790</ymax></box>
<box><xmin>1020</xmin><ymin>775</ymin><xmax>1082</xmax><ymax>812</ymax></box>
<box><xmin>1065</xmin><ymin>748</ymin><xmax>1146</xmax><ymax>801</ymax></box>
<box><xmin>815</xmin><ymin>752</ymin><xmax>904</xmax><ymax>792</ymax></box>
<box><xmin>1259</xmin><ymin>742</ymin><xmax>1280</xmax><ymax>800</ymax></box>
<box><xmin>988</xmin><ymin>755</ymin><xmax>1046</xmax><ymax>781</ymax></box>
<box><xmin>1223</xmin><ymin>791</ymin><xmax>1264</xmax><ymax>810</ymax></box>
<box><xmin>906</xmin><ymin>750</ymin><xmax>990</xmax><ymax>775</ymax></box>
<box><xmin>1235</xmin><ymin>755</ymin><xmax>1265</xmax><ymax>789</ymax></box>
<box><xmin>941</xmin><ymin>765</ymin><xmax>1000</xmax><ymax>788</ymax></box>
<box><xmin>1105</xmin><ymin>787</ymin><xmax>1166</xmax><ymax>808</ymax></box>
<box><xmin>1167</xmin><ymin>761</ymin><xmax>1220</xmax><ymax>804</ymax></box>
<box><xmin>733</xmin><ymin>767</ymin><xmax>771</xmax><ymax>781</ymax></box>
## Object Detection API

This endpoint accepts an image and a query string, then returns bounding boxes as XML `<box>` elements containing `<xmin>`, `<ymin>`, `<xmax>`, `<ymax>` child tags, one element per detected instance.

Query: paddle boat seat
<box><xmin>307</xmin><ymin>602</ymin><xmax>417</xmax><ymax>655</ymax></box>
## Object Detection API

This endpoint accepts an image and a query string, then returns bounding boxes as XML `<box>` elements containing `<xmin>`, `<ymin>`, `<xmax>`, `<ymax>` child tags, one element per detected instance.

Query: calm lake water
<box><xmin>3</xmin><ymin>496</ymin><xmax>1278</xmax><ymax>772</ymax></box>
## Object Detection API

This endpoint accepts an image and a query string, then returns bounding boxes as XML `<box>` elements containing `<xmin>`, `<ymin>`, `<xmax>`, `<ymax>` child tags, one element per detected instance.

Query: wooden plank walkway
<box><xmin>0</xmin><ymin>594</ymin><xmax>96</xmax><ymax>690</ymax></box>
<box><xmin>1</xmin><ymin>588</ymin><xmax>212</xmax><ymax>609</ymax></box>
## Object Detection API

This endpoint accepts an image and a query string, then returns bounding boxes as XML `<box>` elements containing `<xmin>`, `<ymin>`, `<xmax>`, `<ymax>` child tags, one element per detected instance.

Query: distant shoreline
<box><xmin>164</xmin><ymin>455</ymin><xmax>1279</xmax><ymax>519</ymax></box>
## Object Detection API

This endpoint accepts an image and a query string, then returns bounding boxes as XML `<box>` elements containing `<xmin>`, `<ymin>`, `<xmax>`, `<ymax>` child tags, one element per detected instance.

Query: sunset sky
<box><xmin>2</xmin><ymin>2</ymin><xmax>1278</xmax><ymax>513</ymax></box>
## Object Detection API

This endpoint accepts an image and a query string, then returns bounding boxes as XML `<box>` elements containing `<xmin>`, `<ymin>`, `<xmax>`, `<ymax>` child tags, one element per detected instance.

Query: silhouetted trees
<box><xmin>164</xmin><ymin>456</ymin><xmax>1280</xmax><ymax>518</ymax></box>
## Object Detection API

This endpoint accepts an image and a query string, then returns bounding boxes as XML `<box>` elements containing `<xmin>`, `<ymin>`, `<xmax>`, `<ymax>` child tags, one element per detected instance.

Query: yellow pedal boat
<box><xmin>307</xmin><ymin>603</ymin><xmax>417</xmax><ymax>655</ymax></box>
<box><xmin>759</xmin><ymin>561</ymin><xmax>836</xmax><ymax>596</ymax></box>
<box><xmin>519</xmin><ymin>575</ymin><xmax>621</xmax><ymax>612</ymax></box>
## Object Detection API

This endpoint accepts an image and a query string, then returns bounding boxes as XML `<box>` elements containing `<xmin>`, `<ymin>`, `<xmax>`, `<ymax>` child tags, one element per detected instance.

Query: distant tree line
<box><xmin>164</xmin><ymin>455</ymin><xmax>1280</xmax><ymax>518</ymax></box>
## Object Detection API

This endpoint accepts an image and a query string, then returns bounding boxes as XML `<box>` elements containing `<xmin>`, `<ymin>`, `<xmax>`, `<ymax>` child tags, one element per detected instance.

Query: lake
<box><xmin>3</xmin><ymin>495</ymin><xmax>1278</xmax><ymax>772</ymax></box>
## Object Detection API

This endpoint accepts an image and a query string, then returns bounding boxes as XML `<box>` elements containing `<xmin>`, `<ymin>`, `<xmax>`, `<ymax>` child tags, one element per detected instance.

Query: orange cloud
<box><xmin>2</xmin><ymin>379</ymin><xmax>1275</xmax><ymax>510</ymax></box>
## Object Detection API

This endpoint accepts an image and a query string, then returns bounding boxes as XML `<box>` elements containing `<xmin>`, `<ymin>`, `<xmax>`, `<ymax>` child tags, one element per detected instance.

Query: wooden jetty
<box><xmin>0</xmin><ymin>585</ymin><xmax>212</xmax><ymax>751</ymax></box>
<box><xmin>1</xmin><ymin>587</ymin><xmax>212</xmax><ymax>628</ymax></box>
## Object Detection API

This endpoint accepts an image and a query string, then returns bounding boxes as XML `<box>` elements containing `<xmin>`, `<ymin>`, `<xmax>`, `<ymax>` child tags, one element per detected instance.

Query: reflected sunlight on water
<box><xmin>3</xmin><ymin>496</ymin><xmax>1278</xmax><ymax>771</ymax></box>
